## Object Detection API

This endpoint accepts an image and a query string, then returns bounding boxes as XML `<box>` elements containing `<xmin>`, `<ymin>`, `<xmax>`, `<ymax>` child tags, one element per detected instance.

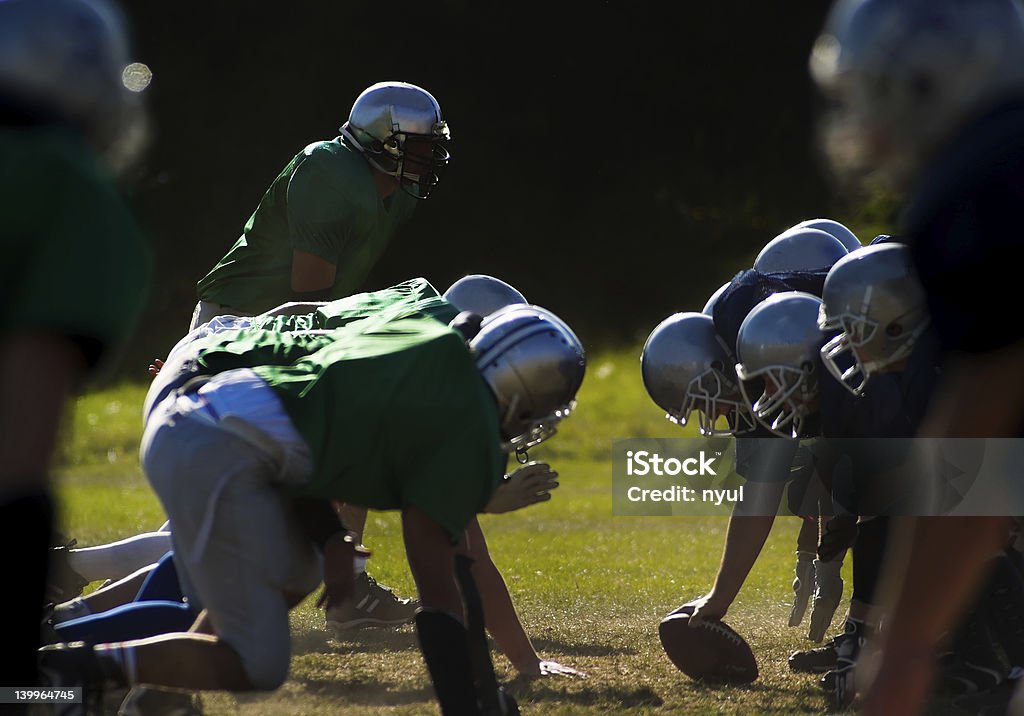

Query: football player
<box><xmin>40</xmin><ymin>278</ymin><xmax>585</xmax><ymax>715</ymax></box>
<box><xmin>0</xmin><ymin>0</ymin><xmax>152</xmax><ymax>692</ymax></box>
<box><xmin>811</xmin><ymin>1</ymin><xmax>1024</xmax><ymax>712</ymax></box>
<box><xmin>642</xmin><ymin>231</ymin><xmax>848</xmax><ymax>647</ymax></box>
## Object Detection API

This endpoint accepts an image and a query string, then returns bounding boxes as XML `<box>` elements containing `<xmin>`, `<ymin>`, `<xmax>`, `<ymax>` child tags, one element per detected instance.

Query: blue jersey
<box><xmin>820</xmin><ymin>336</ymin><xmax>942</xmax><ymax>514</ymax></box>
<box><xmin>716</xmin><ymin>268</ymin><xmax>830</xmax><ymax>485</ymax></box>
<box><xmin>710</xmin><ymin>268</ymin><xmax>828</xmax><ymax>356</ymax></box>
<box><xmin>903</xmin><ymin>99</ymin><xmax>1024</xmax><ymax>358</ymax></box>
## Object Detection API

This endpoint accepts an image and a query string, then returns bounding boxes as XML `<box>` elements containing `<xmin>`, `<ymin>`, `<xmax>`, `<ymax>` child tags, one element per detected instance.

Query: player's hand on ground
<box><xmin>484</xmin><ymin>462</ymin><xmax>559</xmax><ymax>514</ymax></box>
<box><xmin>538</xmin><ymin>660</ymin><xmax>587</xmax><ymax>678</ymax></box>
<box><xmin>686</xmin><ymin>593</ymin><xmax>729</xmax><ymax>627</ymax></box>
<box><xmin>316</xmin><ymin>531</ymin><xmax>368</xmax><ymax>610</ymax></box>
<box><xmin>517</xmin><ymin>659</ymin><xmax>587</xmax><ymax>679</ymax></box>
<box><xmin>148</xmin><ymin>357</ymin><xmax>164</xmax><ymax>376</ymax></box>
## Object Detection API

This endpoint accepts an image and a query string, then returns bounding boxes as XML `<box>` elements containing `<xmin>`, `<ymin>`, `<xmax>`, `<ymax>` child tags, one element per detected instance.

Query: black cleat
<box><xmin>789</xmin><ymin>638</ymin><xmax>839</xmax><ymax>673</ymax></box>
<box><xmin>38</xmin><ymin>641</ymin><xmax>127</xmax><ymax>715</ymax></box>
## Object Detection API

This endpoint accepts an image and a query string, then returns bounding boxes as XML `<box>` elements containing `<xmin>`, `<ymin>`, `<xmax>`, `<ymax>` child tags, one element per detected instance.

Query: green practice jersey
<box><xmin>196</xmin><ymin>137</ymin><xmax>416</xmax><ymax>315</ymax></box>
<box><xmin>0</xmin><ymin>127</ymin><xmax>152</xmax><ymax>370</ymax></box>
<box><xmin>195</xmin><ymin>278</ymin><xmax>504</xmax><ymax>542</ymax></box>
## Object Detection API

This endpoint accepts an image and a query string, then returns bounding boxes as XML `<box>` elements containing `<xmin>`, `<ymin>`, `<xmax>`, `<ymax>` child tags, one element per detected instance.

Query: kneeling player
<box><xmin>41</xmin><ymin>278</ymin><xmax>585</xmax><ymax>716</ymax></box>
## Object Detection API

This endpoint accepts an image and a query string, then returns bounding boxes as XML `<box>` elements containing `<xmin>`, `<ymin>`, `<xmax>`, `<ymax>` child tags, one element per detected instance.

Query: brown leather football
<box><xmin>658</xmin><ymin>604</ymin><xmax>758</xmax><ymax>684</ymax></box>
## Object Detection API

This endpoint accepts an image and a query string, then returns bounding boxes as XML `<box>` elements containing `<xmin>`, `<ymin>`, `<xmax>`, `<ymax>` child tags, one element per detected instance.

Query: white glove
<box><xmin>788</xmin><ymin>551</ymin><xmax>816</xmax><ymax>627</ymax></box>
<box><xmin>808</xmin><ymin>558</ymin><xmax>844</xmax><ymax>642</ymax></box>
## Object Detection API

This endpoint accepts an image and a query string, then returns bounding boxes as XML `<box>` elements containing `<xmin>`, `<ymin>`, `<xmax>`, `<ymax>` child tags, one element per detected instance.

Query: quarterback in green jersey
<box><xmin>41</xmin><ymin>280</ymin><xmax>585</xmax><ymax>714</ymax></box>
<box><xmin>0</xmin><ymin>0</ymin><xmax>152</xmax><ymax>690</ymax></box>
<box><xmin>192</xmin><ymin>81</ymin><xmax>451</xmax><ymax>325</ymax></box>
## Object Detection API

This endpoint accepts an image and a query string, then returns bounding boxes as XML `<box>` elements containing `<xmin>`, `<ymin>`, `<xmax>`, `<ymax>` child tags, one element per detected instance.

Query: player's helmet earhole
<box><xmin>886</xmin><ymin>323</ymin><xmax>904</xmax><ymax>338</ymax></box>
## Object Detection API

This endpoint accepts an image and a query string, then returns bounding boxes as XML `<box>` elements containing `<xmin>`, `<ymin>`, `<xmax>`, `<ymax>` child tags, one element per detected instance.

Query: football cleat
<box><xmin>47</xmin><ymin>537</ymin><xmax>89</xmax><ymax>604</ymax></box>
<box><xmin>936</xmin><ymin>606</ymin><xmax>1011</xmax><ymax>696</ymax></box>
<box><xmin>790</xmin><ymin>618</ymin><xmax>865</xmax><ymax>674</ymax></box>
<box><xmin>819</xmin><ymin>619</ymin><xmax>867</xmax><ymax>709</ymax></box>
<box><xmin>326</xmin><ymin>572</ymin><xmax>420</xmax><ymax>633</ymax></box>
<box><xmin>38</xmin><ymin>641</ymin><xmax>127</xmax><ymax>715</ymax></box>
<box><xmin>788</xmin><ymin>639</ymin><xmax>839</xmax><ymax>674</ymax></box>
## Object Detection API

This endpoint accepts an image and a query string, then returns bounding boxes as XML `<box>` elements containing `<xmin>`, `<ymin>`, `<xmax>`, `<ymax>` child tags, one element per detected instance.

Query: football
<box><xmin>658</xmin><ymin>603</ymin><xmax>759</xmax><ymax>684</ymax></box>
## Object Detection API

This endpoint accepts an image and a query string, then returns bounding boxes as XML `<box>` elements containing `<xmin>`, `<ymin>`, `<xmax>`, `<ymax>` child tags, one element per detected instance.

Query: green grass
<box><xmin>56</xmin><ymin>347</ymin><xmax>855</xmax><ymax>715</ymax></box>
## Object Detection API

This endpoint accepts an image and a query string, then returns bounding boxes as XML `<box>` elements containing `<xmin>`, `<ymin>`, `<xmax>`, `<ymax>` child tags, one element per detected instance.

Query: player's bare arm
<box><xmin>290</xmin><ymin>248</ymin><xmax>336</xmax><ymax>299</ymax></box>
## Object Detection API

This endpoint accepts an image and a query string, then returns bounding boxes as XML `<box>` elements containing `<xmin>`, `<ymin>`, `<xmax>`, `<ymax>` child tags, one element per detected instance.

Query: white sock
<box><xmin>67</xmin><ymin>531</ymin><xmax>173</xmax><ymax>582</ymax></box>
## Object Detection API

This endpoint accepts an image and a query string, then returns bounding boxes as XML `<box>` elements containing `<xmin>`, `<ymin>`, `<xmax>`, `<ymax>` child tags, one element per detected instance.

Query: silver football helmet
<box><xmin>735</xmin><ymin>292</ymin><xmax>827</xmax><ymax>438</ymax></box>
<box><xmin>339</xmin><ymin>81</ymin><xmax>451</xmax><ymax>199</ymax></box>
<box><xmin>0</xmin><ymin>0</ymin><xmax>145</xmax><ymax>167</ymax></box>
<box><xmin>443</xmin><ymin>275</ymin><xmax>528</xmax><ymax>318</ymax></box>
<box><xmin>470</xmin><ymin>304</ymin><xmax>586</xmax><ymax>454</ymax></box>
<box><xmin>793</xmin><ymin>218</ymin><xmax>862</xmax><ymax>252</ymax></box>
<box><xmin>702</xmin><ymin>282</ymin><xmax>731</xmax><ymax>316</ymax></box>
<box><xmin>811</xmin><ymin>0</ymin><xmax>1024</xmax><ymax>187</ymax></box>
<box><xmin>819</xmin><ymin>243</ymin><xmax>930</xmax><ymax>396</ymax></box>
<box><xmin>754</xmin><ymin>228</ymin><xmax>849</xmax><ymax>273</ymax></box>
<box><xmin>641</xmin><ymin>312</ymin><xmax>757</xmax><ymax>436</ymax></box>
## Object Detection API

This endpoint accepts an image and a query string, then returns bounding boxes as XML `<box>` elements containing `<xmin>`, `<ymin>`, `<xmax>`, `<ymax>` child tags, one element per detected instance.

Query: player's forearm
<box><xmin>709</xmin><ymin>512</ymin><xmax>776</xmax><ymax>605</ymax></box>
<box><xmin>462</xmin><ymin>519</ymin><xmax>539</xmax><ymax>671</ymax></box>
<box><xmin>472</xmin><ymin>553</ymin><xmax>540</xmax><ymax>672</ymax></box>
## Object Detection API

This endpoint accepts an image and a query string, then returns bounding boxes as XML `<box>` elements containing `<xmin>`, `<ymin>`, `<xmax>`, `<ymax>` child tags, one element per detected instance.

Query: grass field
<box><xmin>56</xmin><ymin>346</ymin><xmax>858</xmax><ymax>715</ymax></box>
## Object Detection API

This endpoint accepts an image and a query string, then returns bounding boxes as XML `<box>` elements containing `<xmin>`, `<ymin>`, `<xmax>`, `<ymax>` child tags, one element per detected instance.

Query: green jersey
<box><xmin>0</xmin><ymin>127</ymin><xmax>152</xmax><ymax>370</ymax></box>
<box><xmin>196</xmin><ymin>137</ymin><xmax>416</xmax><ymax>315</ymax></box>
<box><xmin>195</xmin><ymin>279</ymin><xmax>504</xmax><ymax>542</ymax></box>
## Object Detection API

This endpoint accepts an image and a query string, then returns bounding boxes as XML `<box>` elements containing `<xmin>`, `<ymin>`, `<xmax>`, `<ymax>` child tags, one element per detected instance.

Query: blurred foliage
<box><xmin>108</xmin><ymin>1</ymin><xmax>899</xmax><ymax>380</ymax></box>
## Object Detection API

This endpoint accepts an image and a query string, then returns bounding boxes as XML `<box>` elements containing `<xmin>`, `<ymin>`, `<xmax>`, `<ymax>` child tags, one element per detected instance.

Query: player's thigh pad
<box><xmin>142</xmin><ymin>409</ymin><xmax>322</xmax><ymax>689</ymax></box>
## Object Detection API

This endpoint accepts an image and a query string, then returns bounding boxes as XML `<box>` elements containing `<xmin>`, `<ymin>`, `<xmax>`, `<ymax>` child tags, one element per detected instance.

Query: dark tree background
<box><xmin>115</xmin><ymin>1</ymin><xmax>855</xmax><ymax>372</ymax></box>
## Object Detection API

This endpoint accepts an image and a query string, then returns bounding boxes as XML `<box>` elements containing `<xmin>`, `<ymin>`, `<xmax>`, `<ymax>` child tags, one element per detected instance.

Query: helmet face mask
<box><xmin>682</xmin><ymin>365</ymin><xmax>758</xmax><ymax>436</ymax></box>
<box><xmin>340</xmin><ymin>81</ymin><xmax>452</xmax><ymax>200</ymax></box>
<box><xmin>734</xmin><ymin>292</ymin><xmax>826</xmax><ymax>439</ymax></box>
<box><xmin>736</xmin><ymin>363</ymin><xmax>818</xmax><ymax>439</ymax></box>
<box><xmin>499</xmin><ymin>402</ymin><xmax>575</xmax><ymax>454</ymax></box>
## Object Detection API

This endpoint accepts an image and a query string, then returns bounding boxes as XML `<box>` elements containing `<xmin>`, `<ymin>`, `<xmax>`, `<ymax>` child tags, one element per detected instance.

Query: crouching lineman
<box><xmin>643</xmin><ymin>227</ymin><xmax>850</xmax><ymax>645</ymax></box>
<box><xmin>734</xmin><ymin>260</ymin><xmax>1022</xmax><ymax>709</ymax></box>
<box><xmin>804</xmin><ymin>244</ymin><xmax>1021</xmax><ymax>709</ymax></box>
<box><xmin>40</xmin><ymin>277</ymin><xmax>586</xmax><ymax>716</ymax></box>
<box><xmin>640</xmin><ymin>248</ymin><xmax>840</xmax><ymax>670</ymax></box>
